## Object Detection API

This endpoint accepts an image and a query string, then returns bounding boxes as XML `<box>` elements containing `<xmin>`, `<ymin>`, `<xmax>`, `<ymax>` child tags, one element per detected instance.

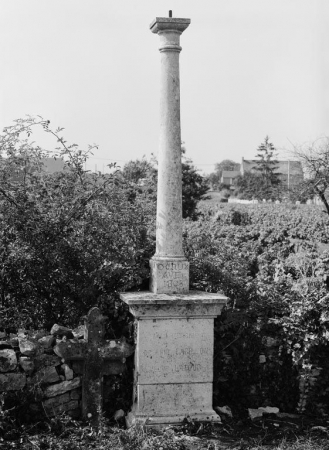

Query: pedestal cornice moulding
<box><xmin>120</xmin><ymin>291</ymin><xmax>228</xmax><ymax>320</ymax></box>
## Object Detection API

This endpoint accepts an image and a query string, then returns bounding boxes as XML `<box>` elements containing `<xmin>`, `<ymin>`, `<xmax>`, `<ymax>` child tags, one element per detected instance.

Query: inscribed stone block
<box><xmin>137</xmin><ymin>318</ymin><xmax>213</xmax><ymax>384</ymax></box>
<box><xmin>150</xmin><ymin>259</ymin><xmax>189</xmax><ymax>294</ymax></box>
<box><xmin>121</xmin><ymin>290</ymin><xmax>228</xmax><ymax>426</ymax></box>
<box><xmin>136</xmin><ymin>383</ymin><xmax>214</xmax><ymax>416</ymax></box>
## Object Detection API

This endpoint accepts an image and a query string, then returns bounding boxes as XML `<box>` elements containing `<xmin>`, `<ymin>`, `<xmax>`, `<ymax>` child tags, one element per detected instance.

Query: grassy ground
<box><xmin>1</xmin><ymin>415</ymin><xmax>328</xmax><ymax>450</ymax></box>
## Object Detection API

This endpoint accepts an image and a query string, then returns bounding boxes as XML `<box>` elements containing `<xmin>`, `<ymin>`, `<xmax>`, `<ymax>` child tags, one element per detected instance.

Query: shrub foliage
<box><xmin>192</xmin><ymin>201</ymin><xmax>329</xmax><ymax>414</ymax></box>
<box><xmin>0</xmin><ymin>117</ymin><xmax>154</xmax><ymax>330</ymax></box>
<box><xmin>1</xmin><ymin>118</ymin><xmax>329</xmax><ymax>419</ymax></box>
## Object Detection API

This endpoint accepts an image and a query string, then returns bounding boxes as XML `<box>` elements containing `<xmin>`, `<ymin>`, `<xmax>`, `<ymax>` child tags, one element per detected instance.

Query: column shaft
<box><xmin>149</xmin><ymin>19</ymin><xmax>191</xmax><ymax>294</ymax></box>
<box><xmin>156</xmin><ymin>32</ymin><xmax>183</xmax><ymax>257</ymax></box>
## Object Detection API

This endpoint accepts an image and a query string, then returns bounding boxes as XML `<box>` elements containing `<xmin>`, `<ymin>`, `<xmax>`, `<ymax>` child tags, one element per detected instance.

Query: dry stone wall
<box><xmin>0</xmin><ymin>325</ymin><xmax>83</xmax><ymax>418</ymax></box>
<box><xmin>0</xmin><ymin>319</ymin><xmax>132</xmax><ymax>420</ymax></box>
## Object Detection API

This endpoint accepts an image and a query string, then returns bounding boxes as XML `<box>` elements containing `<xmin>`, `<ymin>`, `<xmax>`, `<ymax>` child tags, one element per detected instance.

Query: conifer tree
<box><xmin>254</xmin><ymin>136</ymin><xmax>281</xmax><ymax>198</ymax></box>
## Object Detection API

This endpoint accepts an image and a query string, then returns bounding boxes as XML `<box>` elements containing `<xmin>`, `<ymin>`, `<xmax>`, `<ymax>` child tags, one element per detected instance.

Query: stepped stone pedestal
<box><xmin>120</xmin><ymin>292</ymin><xmax>227</xmax><ymax>426</ymax></box>
<box><xmin>120</xmin><ymin>13</ymin><xmax>228</xmax><ymax>427</ymax></box>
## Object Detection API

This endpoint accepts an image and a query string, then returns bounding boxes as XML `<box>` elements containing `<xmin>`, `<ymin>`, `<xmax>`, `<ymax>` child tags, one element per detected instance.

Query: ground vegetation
<box><xmin>0</xmin><ymin>117</ymin><xmax>155</xmax><ymax>330</ymax></box>
<box><xmin>194</xmin><ymin>198</ymin><xmax>329</xmax><ymax>419</ymax></box>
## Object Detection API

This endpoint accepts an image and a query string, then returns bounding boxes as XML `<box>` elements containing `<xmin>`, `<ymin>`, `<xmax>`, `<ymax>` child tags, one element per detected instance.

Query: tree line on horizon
<box><xmin>206</xmin><ymin>136</ymin><xmax>329</xmax><ymax>209</ymax></box>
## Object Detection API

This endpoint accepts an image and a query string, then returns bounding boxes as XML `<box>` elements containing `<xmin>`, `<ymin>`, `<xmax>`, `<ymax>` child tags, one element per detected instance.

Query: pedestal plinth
<box><xmin>120</xmin><ymin>291</ymin><xmax>228</xmax><ymax>426</ymax></box>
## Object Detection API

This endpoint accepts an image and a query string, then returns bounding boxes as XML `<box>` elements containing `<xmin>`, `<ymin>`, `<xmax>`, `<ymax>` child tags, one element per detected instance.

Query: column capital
<box><xmin>150</xmin><ymin>17</ymin><xmax>190</xmax><ymax>34</ymax></box>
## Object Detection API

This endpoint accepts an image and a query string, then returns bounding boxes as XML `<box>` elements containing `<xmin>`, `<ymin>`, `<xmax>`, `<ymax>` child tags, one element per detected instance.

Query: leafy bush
<box><xmin>121</xmin><ymin>155</ymin><xmax>209</xmax><ymax>221</ymax></box>
<box><xmin>0</xmin><ymin>117</ymin><xmax>154</xmax><ymax>330</ymax></box>
<box><xmin>186</xmin><ymin>202</ymin><xmax>329</xmax><ymax>414</ymax></box>
<box><xmin>2</xmin><ymin>118</ymin><xmax>329</xmax><ymax>419</ymax></box>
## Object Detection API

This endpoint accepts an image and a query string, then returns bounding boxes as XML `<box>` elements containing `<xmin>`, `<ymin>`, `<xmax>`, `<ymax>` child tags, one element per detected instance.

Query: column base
<box><xmin>149</xmin><ymin>256</ymin><xmax>189</xmax><ymax>294</ymax></box>
<box><xmin>126</xmin><ymin>408</ymin><xmax>221</xmax><ymax>428</ymax></box>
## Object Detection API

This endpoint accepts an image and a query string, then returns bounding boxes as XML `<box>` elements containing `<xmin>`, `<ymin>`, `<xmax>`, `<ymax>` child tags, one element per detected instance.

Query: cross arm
<box><xmin>54</xmin><ymin>340</ymin><xmax>87</xmax><ymax>360</ymax></box>
<box><xmin>99</xmin><ymin>339</ymin><xmax>135</xmax><ymax>360</ymax></box>
<box><xmin>54</xmin><ymin>338</ymin><xmax>134</xmax><ymax>361</ymax></box>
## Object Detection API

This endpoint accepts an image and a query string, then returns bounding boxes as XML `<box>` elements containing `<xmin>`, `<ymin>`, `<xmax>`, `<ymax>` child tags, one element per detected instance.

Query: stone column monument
<box><xmin>120</xmin><ymin>13</ymin><xmax>228</xmax><ymax>427</ymax></box>
<box><xmin>148</xmin><ymin>15</ymin><xmax>189</xmax><ymax>295</ymax></box>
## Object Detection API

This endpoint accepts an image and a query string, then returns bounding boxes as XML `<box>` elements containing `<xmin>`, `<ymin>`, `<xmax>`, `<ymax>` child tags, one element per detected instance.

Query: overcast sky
<box><xmin>1</xmin><ymin>1</ymin><xmax>328</xmax><ymax>174</ymax></box>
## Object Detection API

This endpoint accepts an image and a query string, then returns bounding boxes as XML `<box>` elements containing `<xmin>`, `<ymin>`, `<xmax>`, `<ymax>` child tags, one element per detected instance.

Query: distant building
<box><xmin>221</xmin><ymin>170</ymin><xmax>240</xmax><ymax>188</ymax></box>
<box><xmin>220</xmin><ymin>158</ymin><xmax>303</xmax><ymax>189</ymax></box>
<box><xmin>241</xmin><ymin>158</ymin><xmax>303</xmax><ymax>188</ymax></box>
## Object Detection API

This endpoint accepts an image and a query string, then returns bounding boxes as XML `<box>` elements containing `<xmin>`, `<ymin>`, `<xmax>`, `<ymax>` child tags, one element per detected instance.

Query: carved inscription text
<box><xmin>156</xmin><ymin>261</ymin><xmax>188</xmax><ymax>290</ymax></box>
<box><xmin>138</xmin><ymin>318</ymin><xmax>213</xmax><ymax>384</ymax></box>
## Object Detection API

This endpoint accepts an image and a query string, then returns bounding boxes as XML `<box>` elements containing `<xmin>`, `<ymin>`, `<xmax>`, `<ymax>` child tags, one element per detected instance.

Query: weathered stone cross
<box><xmin>54</xmin><ymin>307</ymin><xmax>134</xmax><ymax>426</ymax></box>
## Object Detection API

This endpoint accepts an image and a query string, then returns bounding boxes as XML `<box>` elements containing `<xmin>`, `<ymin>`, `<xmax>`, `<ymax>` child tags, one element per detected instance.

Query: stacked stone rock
<box><xmin>0</xmin><ymin>324</ymin><xmax>83</xmax><ymax>418</ymax></box>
